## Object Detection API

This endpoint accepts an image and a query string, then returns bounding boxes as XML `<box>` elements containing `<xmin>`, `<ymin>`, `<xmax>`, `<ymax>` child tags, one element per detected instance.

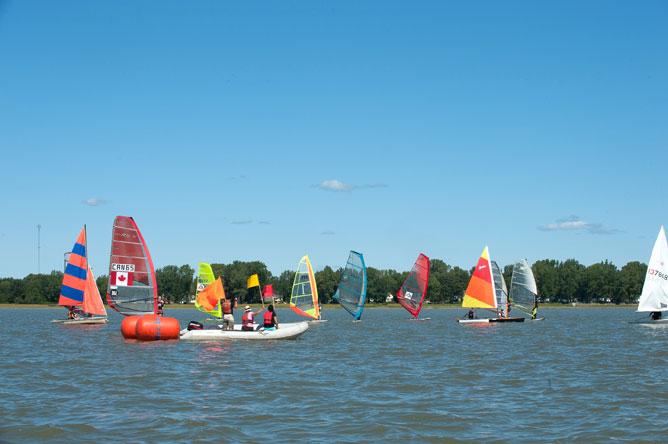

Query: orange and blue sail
<box><xmin>462</xmin><ymin>246</ymin><xmax>497</xmax><ymax>309</ymax></box>
<box><xmin>58</xmin><ymin>227</ymin><xmax>88</xmax><ymax>307</ymax></box>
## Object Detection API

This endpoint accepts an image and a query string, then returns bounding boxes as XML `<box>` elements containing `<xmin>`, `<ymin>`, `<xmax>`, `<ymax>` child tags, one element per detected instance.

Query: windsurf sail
<box><xmin>491</xmin><ymin>261</ymin><xmax>508</xmax><ymax>314</ymax></box>
<box><xmin>333</xmin><ymin>251</ymin><xmax>367</xmax><ymax>320</ymax></box>
<box><xmin>195</xmin><ymin>263</ymin><xmax>222</xmax><ymax>318</ymax></box>
<box><xmin>106</xmin><ymin>216</ymin><xmax>157</xmax><ymax>316</ymax></box>
<box><xmin>509</xmin><ymin>258</ymin><xmax>538</xmax><ymax>316</ymax></box>
<box><xmin>59</xmin><ymin>226</ymin><xmax>107</xmax><ymax>316</ymax></box>
<box><xmin>396</xmin><ymin>253</ymin><xmax>430</xmax><ymax>318</ymax></box>
<box><xmin>289</xmin><ymin>255</ymin><xmax>320</xmax><ymax>319</ymax></box>
<box><xmin>637</xmin><ymin>226</ymin><xmax>668</xmax><ymax>313</ymax></box>
<box><xmin>462</xmin><ymin>246</ymin><xmax>497</xmax><ymax>309</ymax></box>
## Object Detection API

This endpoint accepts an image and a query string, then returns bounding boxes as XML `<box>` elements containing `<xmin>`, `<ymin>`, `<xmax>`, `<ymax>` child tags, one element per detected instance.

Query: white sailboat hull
<box><xmin>51</xmin><ymin>317</ymin><xmax>108</xmax><ymax>325</ymax></box>
<box><xmin>179</xmin><ymin>321</ymin><xmax>309</xmax><ymax>340</ymax></box>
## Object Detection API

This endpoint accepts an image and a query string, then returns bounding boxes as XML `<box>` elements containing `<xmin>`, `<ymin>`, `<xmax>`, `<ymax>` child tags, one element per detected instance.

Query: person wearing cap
<box><xmin>241</xmin><ymin>304</ymin><xmax>264</xmax><ymax>331</ymax></box>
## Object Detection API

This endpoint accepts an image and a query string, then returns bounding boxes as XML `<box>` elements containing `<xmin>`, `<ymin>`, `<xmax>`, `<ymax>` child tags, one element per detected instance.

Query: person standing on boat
<box><xmin>263</xmin><ymin>304</ymin><xmax>279</xmax><ymax>330</ymax></box>
<box><xmin>157</xmin><ymin>295</ymin><xmax>165</xmax><ymax>316</ymax></box>
<box><xmin>531</xmin><ymin>302</ymin><xmax>538</xmax><ymax>320</ymax></box>
<box><xmin>241</xmin><ymin>305</ymin><xmax>263</xmax><ymax>331</ymax></box>
<box><xmin>221</xmin><ymin>294</ymin><xmax>237</xmax><ymax>330</ymax></box>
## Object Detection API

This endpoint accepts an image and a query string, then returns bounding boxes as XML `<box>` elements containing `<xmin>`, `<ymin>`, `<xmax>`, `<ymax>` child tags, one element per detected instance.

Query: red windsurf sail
<box><xmin>397</xmin><ymin>253</ymin><xmax>430</xmax><ymax>318</ymax></box>
<box><xmin>106</xmin><ymin>216</ymin><xmax>157</xmax><ymax>316</ymax></box>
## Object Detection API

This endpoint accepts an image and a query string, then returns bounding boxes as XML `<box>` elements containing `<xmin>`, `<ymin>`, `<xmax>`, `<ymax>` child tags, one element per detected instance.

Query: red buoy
<box><xmin>121</xmin><ymin>315</ymin><xmax>142</xmax><ymax>339</ymax></box>
<box><xmin>135</xmin><ymin>315</ymin><xmax>180</xmax><ymax>340</ymax></box>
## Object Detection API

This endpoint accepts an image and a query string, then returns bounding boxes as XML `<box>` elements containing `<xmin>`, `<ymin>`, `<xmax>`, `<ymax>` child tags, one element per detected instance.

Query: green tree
<box><xmin>156</xmin><ymin>265</ymin><xmax>195</xmax><ymax>303</ymax></box>
<box><xmin>619</xmin><ymin>261</ymin><xmax>647</xmax><ymax>304</ymax></box>
<box><xmin>315</xmin><ymin>266</ymin><xmax>341</xmax><ymax>304</ymax></box>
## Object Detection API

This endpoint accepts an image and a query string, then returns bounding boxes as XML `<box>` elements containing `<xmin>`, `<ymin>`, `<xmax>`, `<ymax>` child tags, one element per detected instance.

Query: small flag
<box><xmin>247</xmin><ymin>274</ymin><xmax>260</xmax><ymax>288</ymax></box>
<box><xmin>197</xmin><ymin>277</ymin><xmax>226</xmax><ymax>312</ymax></box>
<box><xmin>262</xmin><ymin>284</ymin><xmax>274</xmax><ymax>299</ymax></box>
<box><xmin>111</xmin><ymin>271</ymin><xmax>133</xmax><ymax>287</ymax></box>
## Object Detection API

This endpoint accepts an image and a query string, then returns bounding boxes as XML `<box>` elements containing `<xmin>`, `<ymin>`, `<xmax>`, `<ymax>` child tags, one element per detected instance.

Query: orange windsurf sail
<box><xmin>462</xmin><ymin>246</ymin><xmax>497</xmax><ymax>309</ymax></box>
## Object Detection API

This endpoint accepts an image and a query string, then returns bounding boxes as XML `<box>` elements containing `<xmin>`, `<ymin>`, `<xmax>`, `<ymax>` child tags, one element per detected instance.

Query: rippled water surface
<box><xmin>1</xmin><ymin>307</ymin><xmax>667</xmax><ymax>443</ymax></box>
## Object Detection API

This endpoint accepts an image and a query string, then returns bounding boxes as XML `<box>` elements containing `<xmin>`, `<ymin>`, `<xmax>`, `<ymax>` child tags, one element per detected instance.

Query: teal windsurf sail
<box><xmin>333</xmin><ymin>251</ymin><xmax>367</xmax><ymax>320</ymax></box>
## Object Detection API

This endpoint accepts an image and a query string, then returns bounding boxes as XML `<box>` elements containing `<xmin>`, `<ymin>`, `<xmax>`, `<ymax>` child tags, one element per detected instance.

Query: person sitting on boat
<box><xmin>221</xmin><ymin>295</ymin><xmax>237</xmax><ymax>330</ymax></box>
<box><xmin>650</xmin><ymin>311</ymin><xmax>662</xmax><ymax>320</ymax></box>
<box><xmin>466</xmin><ymin>308</ymin><xmax>476</xmax><ymax>319</ymax></box>
<box><xmin>67</xmin><ymin>306</ymin><xmax>78</xmax><ymax>320</ymax></box>
<box><xmin>263</xmin><ymin>304</ymin><xmax>279</xmax><ymax>331</ymax></box>
<box><xmin>241</xmin><ymin>305</ymin><xmax>263</xmax><ymax>331</ymax></box>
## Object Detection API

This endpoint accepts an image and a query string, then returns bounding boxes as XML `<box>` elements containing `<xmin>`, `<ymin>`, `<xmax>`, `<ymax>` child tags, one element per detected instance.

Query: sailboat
<box><xmin>333</xmin><ymin>250</ymin><xmax>367</xmax><ymax>321</ymax></box>
<box><xmin>289</xmin><ymin>255</ymin><xmax>324</xmax><ymax>323</ymax></box>
<box><xmin>195</xmin><ymin>263</ymin><xmax>224</xmax><ymax>322</ymax></box>
<box><xmin>509</xmin><ymin>258</ymin><xmax>543</xmax><ymax>320</ymax></box>
<box><xmin>635</xmin><ymin>226</ymin><xmax>668</xmax><ymax>324</ymax></box>
<box><xmin>397</xmin><ymin>253</ymin><xmax>430</xmax><ymax>320</ymax></box>
<box><xmin>52</xmin><ymin>226</ymin><xmax>108</xmax><ymax>324</ymax></box>
<box><xmin>457</xmin><ymin>246</ymin><xmax>524</xmax><ymax>324</ymax></box>
<box><xmin>105</xmin><ymin>216</ymin><xmax>158</xmax><ymax>316</ymax></box>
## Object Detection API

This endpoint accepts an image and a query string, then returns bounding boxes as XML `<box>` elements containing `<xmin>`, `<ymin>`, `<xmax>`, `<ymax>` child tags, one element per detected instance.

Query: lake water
<box><xmin>0</xmin><ymin>307</ymin><xmax>666</xmax><ymax>443</ymax></box>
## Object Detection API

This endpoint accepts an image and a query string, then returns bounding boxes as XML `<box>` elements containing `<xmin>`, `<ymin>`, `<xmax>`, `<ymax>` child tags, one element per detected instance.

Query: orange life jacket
<box><xmin>222</xmin><ymin>299</ymin><xmax>232</xmax><ymax>314</ymax></box>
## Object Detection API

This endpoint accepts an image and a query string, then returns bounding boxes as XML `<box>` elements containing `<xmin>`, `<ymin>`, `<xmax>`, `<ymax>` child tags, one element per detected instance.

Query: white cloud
<box><xmin>231</xmin><ymin>220</ymin><xmax>252</xmax><ymax>225</ymax></box>
<box><xmin>82</xmin><ymin>198</ymin><xmax>106</xmax><ymax>206</ymax></box>
<box><xmin>320</xmin><ymin>230</ymin><xmax>335</xmax><ymax>235</ymax></box>
<box><xmin>314</xmin><ymin>179</ymin><xmax>386</xmax><ymax>192</ymax></box>
<box><xmin>539</xmin><ymin>216</ymin><xmax>618</xmax><ymax>234</ymax></box>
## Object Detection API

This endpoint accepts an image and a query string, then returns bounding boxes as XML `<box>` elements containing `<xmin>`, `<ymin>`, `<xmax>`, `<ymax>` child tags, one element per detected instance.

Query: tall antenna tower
<box><xmin>37</xmin><ymin>224</ymin><xmax>41</xmax><ymax>274</ymax></box>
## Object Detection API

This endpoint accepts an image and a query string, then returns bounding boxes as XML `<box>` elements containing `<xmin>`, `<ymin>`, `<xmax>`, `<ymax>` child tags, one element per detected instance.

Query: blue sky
<box><xmin>1</xmin><ymin>0</ymin><xmax>667</xmax><ymax>279</ymax></box>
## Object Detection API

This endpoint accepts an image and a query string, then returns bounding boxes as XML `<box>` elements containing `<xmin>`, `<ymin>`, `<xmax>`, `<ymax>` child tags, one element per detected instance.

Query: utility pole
<box><xmin>37</xmin><ymin>224</ymin><xmax>41</xmax><ymax>274</ymax></box>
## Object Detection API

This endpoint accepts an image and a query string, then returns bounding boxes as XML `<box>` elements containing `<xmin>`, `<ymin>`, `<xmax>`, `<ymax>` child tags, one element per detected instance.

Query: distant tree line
<box><xmin>0</xmin><ymin>258</ymin><xmax>648</xmax><ymax>306</ymax></box>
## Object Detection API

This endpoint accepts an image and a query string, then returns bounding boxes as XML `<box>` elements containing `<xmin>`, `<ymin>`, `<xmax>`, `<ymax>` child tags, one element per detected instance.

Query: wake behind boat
<box><xmin>179</xmin><ymin>321</ymin><xmax>309</xmax><ymax>340</ymax></box>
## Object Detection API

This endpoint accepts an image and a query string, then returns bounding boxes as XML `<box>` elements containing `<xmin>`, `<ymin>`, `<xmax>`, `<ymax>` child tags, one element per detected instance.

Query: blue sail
<box><xmin>333</xmin><ymin>251</ymin><xmax>367</xmax><ymax>320</ymax></box>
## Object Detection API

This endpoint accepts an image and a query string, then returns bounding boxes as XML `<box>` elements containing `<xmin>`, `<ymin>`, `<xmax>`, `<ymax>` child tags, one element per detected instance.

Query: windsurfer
<box><xmin>242</xmin><ymin>305</ymin><xmax>263</xmax><ymax>331</ymax></box>
<box><xmin>531</xmin><ymin>303</ymin><xmax>538</xmax><ymax>320</ymax></box>
<box><xmin>263</xmin><ymin>304</ymin><xmax>279</xmax><ymax>330</ymax></box>
<box><xmin>221</xmin><ymin>295</ymin><xmax>237</xmax><ymax>330</ymax></box>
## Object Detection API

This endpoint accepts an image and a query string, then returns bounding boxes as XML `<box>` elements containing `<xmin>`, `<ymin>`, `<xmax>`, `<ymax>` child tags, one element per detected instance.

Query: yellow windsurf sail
<box><xmin>195</xmin><ymin>263</ymin><xmax>223</xmax><ymax>317</ymax></box>
<box><xmin>289</xmin><ymin>255</ymin><xmax>319</xmax><ymax>319</ymax></box>
<box><xmin>462</xmin><ymin>246</ymin><xmax>497</xmax><ymax>309</ymax></box>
